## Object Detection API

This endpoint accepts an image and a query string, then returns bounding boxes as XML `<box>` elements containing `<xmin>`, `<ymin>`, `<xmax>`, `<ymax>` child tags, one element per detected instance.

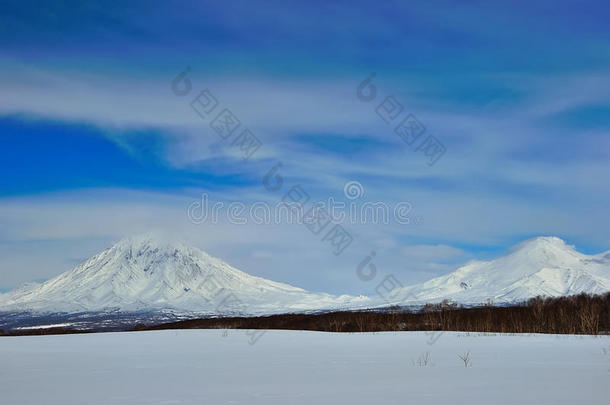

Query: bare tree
<box><xmin>412</xmin><ymin>351</ymin><xmax>432</xmax><ymax>367</ymax></box>
<box><xmin>458</xmin><ymin>351</ymin><xmax>472</xmax><ymax>367</ymax></box>
<box><xmin>354</xmin><ymin>315</ymin><xmax>367</xmax><ymax>332</ymax></box>
<box><xmin>328</xmin><ymin>318</ymin><xmax>342</xmax><ymax>332</ymax></box>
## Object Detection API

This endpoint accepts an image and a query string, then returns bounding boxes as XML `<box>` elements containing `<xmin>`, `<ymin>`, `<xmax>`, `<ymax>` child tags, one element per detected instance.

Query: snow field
<box><xmin>1</xmin><ymin>330</ymin><xmax>609</xmax><ymax>404</ymax></box>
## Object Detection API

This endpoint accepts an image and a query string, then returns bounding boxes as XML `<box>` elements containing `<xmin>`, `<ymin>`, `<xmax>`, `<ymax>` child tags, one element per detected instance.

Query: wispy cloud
<box><xmin>1</xmin><ymin>0</ymin><xmax>610</xmax><ymax>291</ymax></box>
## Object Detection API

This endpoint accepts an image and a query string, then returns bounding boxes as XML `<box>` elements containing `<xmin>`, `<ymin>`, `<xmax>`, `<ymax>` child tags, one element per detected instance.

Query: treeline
<box><xmin>0</xmin><ymin>327</ymin><xmax>92</xmax><ymax>336</ymax></box>
<box><xmin>2</xmin><ymin>293</ymin><xmax>608</xmax><ymax>336</ymax></box>
<box><xmin>144</xmin><ymin>292</ymin><xmax>610</xmax><ymax>335</ymax></box>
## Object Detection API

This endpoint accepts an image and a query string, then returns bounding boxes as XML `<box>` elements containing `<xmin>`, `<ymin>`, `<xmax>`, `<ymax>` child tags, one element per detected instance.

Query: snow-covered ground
<box><xmin>1</xmin><ymin>330</ymin><xmax>608</xmax><ymax>404</ymax></box>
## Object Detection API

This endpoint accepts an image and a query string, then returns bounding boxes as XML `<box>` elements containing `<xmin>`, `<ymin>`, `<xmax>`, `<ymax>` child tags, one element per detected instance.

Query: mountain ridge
<box><xmin>1</xmin><ymin>235</ymin><xmax>609</xmax><ymax>314</ymax></box>
<box><xmin>395</xmin><ymin>236</ymin><xmax>610</xmax><ymax>304</ymax></box>
<box><xmin>0</xmin><ymin>235</ymin><xmax>370</xmax><ymax>314</ymax></box>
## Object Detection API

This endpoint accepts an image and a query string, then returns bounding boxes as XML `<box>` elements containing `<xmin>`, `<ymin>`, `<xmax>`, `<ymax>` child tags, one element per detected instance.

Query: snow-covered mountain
<box><xmin>397</xmin><ymin>236</ymin><xmax>610</xmax><ymax>305</ymax></box>
<box><xmin>1</xmin><ymin>235</ymin><xmax>608</xmax><ymax>315</ymax></box>
<box><xmin>0</xmin><ymin>235</ymin><xmax>370</xmax><ymax>314</ymax></box>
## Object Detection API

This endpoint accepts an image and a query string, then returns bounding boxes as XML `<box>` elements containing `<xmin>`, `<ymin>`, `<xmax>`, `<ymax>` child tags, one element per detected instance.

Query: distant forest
<box><xmin>2</xmin><ymin>293</ymin><xmax>608</xmax><ymax>336</ymax></box>
<box><xmin>143</xmin><ymin>292</ymin><xmax>610</xmax><ymax>336</ymax></box>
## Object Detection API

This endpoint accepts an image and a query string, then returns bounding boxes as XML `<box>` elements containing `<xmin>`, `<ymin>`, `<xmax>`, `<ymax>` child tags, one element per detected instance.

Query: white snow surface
<box><xmin>0</xmin><ymin>235</ymin><xmax>609</xmax><ymax>313</ymax></box>
<box><xmin>1</xmin><ymin>330</ymin><xmax>608</xmax><ymax>404</ymax></box>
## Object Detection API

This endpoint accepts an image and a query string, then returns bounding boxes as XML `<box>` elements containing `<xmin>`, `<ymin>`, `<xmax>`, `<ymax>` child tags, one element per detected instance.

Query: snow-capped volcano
<box><xmin>0</xmin><ymin>235</ymin><xmax>369</xmax><ymax>314</ymax></box>
<box><xmin>1</xmin><ymin>235</ymin><xmax>608</xmax><ymax>315</ymax></box>
<box><xmin>397</xmin><ymin>237</ymin><xmax>610</xmax><ymax>304</ymax></box>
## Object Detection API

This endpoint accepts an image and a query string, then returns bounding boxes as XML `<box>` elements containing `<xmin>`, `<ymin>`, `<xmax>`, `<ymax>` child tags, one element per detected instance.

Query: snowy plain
<box><xmin>1</xmin><ymin>330</ymin><xmax>609</xmax><ymax>404</ymax></box>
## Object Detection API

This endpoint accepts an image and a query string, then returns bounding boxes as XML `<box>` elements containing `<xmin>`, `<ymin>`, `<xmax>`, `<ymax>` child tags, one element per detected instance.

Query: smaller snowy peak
<box><xmin>498</xmin><ymin>236</ymin><xmax>585</xmax><ymax>271</ymax></box>
<box><xmin>396</xmin><ymin>236</ymin><xmax>610</xmax><ymax>304</ymax></box>
<box><xmin>509</xmin><ymin>236</ymin><xmax>576</xmax><ymax>256</ymax></box>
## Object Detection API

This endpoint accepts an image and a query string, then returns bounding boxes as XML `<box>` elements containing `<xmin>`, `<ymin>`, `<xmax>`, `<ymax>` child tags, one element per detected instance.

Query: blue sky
<box><xmin>1</xmin><ymin>0</ymin><xmax>609</xmax><ymax>294</ymax></box>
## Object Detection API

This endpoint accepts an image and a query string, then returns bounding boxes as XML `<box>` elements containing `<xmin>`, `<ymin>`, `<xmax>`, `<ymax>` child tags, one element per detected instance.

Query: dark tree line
<box><xmin>3</xmin><ymin>292</ymin><xmax>608</xmax><ymax>336</ymax></box>
<box><xmin>143</xmin><ymin>292</ymin><xmax>610</xmax><ymax>335</ymax></box>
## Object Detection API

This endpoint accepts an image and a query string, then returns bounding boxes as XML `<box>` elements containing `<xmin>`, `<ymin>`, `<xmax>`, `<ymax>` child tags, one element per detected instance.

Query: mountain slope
<box><xmin>397</xmin><ymin>237</ymin><xmax>610</xmax><ymax>304</ymax></box>
<box><xmin>0</xmin><ymin>235</ymin><xmax>370</xmax><ymax>314</ymax></box>
<box><xmin>1</xmin><ymin>235</ymin><xmax>609</xmax><ymax>314</ymax></box>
